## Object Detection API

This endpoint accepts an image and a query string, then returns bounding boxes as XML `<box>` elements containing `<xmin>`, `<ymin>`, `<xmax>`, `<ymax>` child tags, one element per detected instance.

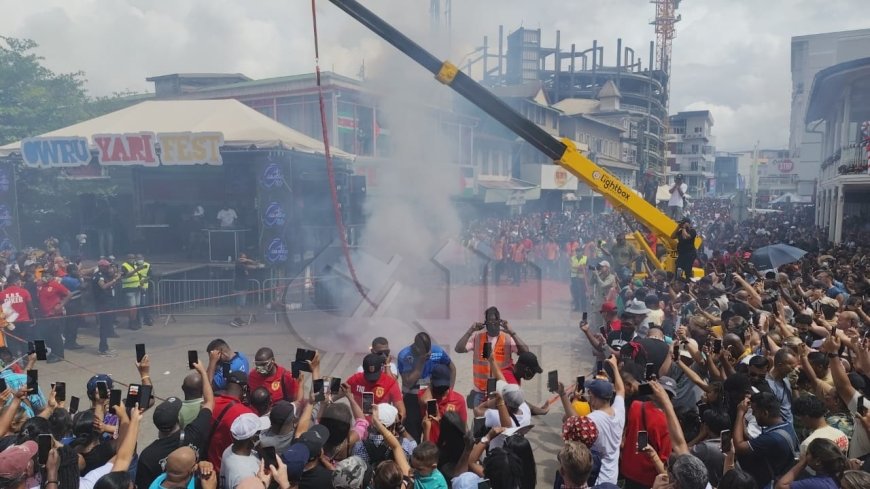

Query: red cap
<box><xmin>0</xmin><ymin>441</ymin><xmax>36</xmax><ymax>478</ymax></box>
<box><xmin>599</xmin><ymin>302</ymin><xmax>617</xmax><ymax>313</ymax></box>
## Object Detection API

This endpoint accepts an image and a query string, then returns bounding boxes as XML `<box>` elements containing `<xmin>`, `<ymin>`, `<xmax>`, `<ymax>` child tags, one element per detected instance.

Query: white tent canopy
<box><xmin>0</xmin><ymin>99</ymin><xmax>352</xmax><ymax>159</ymax></box>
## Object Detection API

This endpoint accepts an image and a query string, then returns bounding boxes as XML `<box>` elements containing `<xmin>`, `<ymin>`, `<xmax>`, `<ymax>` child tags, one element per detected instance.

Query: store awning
<box><xmin>0</xmin><ymin>99</ymin><xmax>352</xmax><ymax>160</ymax></box>
<box><xmin>476</xmin><ymin>178</ymin><xmax>540</xmax><ymax>204</ymax></box>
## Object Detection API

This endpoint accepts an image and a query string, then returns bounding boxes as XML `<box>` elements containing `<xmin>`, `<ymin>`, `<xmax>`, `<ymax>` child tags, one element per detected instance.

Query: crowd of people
<box><xmin>0</xmin><ymin>246</ymin><xmax>154</xmax><ymax>360</ymax></box>
<box><xmin>1</xmin><ymin>200</ymin><xmax>870</xmax><ymax>489</ymax></box>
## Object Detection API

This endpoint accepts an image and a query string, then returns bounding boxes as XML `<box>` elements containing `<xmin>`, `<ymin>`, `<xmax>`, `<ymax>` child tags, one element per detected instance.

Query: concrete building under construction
<box><xmin>467</xmin><ymin>27</ymin><xmax>670</xmax><ymax>177</ymax></box>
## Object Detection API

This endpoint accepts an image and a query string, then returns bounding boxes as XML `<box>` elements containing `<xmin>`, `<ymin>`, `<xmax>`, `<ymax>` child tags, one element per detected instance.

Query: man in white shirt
<box><xmin>586</xmin><ymin>356</ymin><xmax>626</xmax><ymax>486</ymax></box>
<box><xmin>668</xmin><ymin>174</ymin><xmax>688</xmax><ymax>221</ymax></box>
<box><xmin>480</xmin><ymin>382</ymin><xmax>530</xmax><ymax>449</ymax></box>
<box><xmin>217</xmin><ymin>207</ymin><xmax>238</xmax><ymax>228</ymax></box>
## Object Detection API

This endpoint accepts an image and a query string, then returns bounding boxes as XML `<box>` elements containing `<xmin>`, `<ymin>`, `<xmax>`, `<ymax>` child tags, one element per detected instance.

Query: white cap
<box><xmin>376</xmin><ymin>403</ymin><xmax>398</xmax><ymax>427</ymax></box>
<box><xmin>598</xmin><ymin>260</ymin><xmax>611</xmax><ymax>268</ymax></box>
<box><xmin>230</xmin><ymin>413</ymin><xmax>263</xmax><ymax>440</ymax></box>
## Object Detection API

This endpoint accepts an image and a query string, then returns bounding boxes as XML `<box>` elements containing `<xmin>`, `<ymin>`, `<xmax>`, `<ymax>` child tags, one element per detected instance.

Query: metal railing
<box><xmin>154</xmin><ymin>278</ymin><xmax>262</xmax><ymax>317</ymax></box>
<box><xmin>836</xmin><ymin>144</ymin><xmax>870</xmax><ymax>175</ymax></box>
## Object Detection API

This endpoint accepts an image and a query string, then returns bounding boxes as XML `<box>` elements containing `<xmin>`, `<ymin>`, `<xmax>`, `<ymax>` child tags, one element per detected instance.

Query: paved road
<box><xmin>23</xmin><ymin>278</ymin><xmax>597</xmax><ymax>486</ymax></box>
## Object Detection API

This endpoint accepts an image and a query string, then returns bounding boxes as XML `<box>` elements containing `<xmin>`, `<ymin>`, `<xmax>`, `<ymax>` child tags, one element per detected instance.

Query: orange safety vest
<box><xmin>471</xmin><ymin>332</ymin><xmax>511</xmax><ymax>391</ymax></box>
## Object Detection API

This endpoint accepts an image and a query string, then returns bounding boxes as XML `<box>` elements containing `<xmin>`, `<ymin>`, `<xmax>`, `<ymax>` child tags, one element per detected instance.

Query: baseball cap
<box><xmin>658</xmin><ymin>377</ymin><xmax>678</xmax><ymax>398</ymax></box>
<box><xmin>516</xmin><ymin>351</ymin><xmax>543</xmax><ymax>374</ymax></box>
<box><xmin>586</xmin><ymin>379</ymin><xmax>614</xmax><ymax>400</ymax></box>
<box><xmin>562</xmin><ymin>415</ymin><xmax>598</xmax><ymax>447</ymax></box>
<box><xmin>281</xmin><ymin>443</ymin><xmax>310</xmax><ymax>479</ymax></box>
<box><xmin>332</xmin><ymin>456</ymin><xmax>368</xmax><ymax>489</ymax></box>
<box><xmin>269</xmin><ymin>400</ymin><xmax>296</xmax><ymax>430</ymax></box>
<box><xmin>600</xmin><ymin>301</ymin><xmax>617</xmax><ymax>313</ymax></box>
<box><xmin>598</xmin><ymin>260</ymin><xmax>611</xmax><ymax>268</ymax></box>
<box><xmin>362</xmin><ymin>353</ymin><xmax>385</xmax><ymax>383</ymax></box>
<box><xmin>299</xmin><ymin>424</ymin><xmax>329</xmax><ymax>459</ymax></box>
<box><xmin>230</xmin><ymin>413</ymin><xmax>263</xmax><ymax>440</ymax></box>
<box><xmin>452</xmin><ymin>473</ymin><xmax>484</xmax><ymax>489</ymax></box>
<box><xmin>153</xmin><ymin>397</ymin><xmax>183</xmax><ymax>432</ymax></box>
<box><xmin>0</xmin><ymin>441</ymin><xmax>37</xmax><ymax>478</ymax></box>
<box><xmin>86</xmin><ymin>374</ymin><xmax>114</xmax><ymax>399</ymax></box>
<box><xmin>431</xmin><ymin>363</ymin><xmax>452</xmax><ymax>388</ymax></box>
<box><xmin>226</xmin><ymin>370</ymin><xmax>249</xmax><ymax>386</ymax></box>
<box><xmin>376</xmin><ymin>403</ymin><xmax>398</xmax><ymax>427</ymax></box>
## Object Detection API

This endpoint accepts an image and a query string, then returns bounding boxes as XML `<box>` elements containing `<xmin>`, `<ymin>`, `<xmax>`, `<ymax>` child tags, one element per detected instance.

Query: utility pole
<box><xmin>750</xmin><ymin>141</ymin><xmax>759</xmax><ymax>210</ymax></box>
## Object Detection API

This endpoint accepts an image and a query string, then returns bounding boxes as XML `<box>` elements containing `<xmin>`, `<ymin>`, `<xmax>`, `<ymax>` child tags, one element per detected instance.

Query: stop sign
<box><xmin>776</xmin><ymin>159</ymin><xmax>794</xmax><ymax>173</ymax></box>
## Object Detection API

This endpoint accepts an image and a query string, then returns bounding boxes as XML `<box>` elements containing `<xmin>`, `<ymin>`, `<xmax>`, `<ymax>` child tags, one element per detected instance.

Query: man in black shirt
<box><xmin>92</xmin><ymin>260</ymin><xmax>120</xmax><ymax>356</ymax></box>
<box><xmin>296</xmin><ymin>424</ymin><xmax>334</xmax><ymax>489</ymax></box>
<box><xmin>136</xmin><ymin>361</ymin><xmax>215</xmax><ymax>488</ymax></box>
<box><xmin>671</xmin><ymin>218</ymin><xmax>697</xmax><ymax>283</ymax></box>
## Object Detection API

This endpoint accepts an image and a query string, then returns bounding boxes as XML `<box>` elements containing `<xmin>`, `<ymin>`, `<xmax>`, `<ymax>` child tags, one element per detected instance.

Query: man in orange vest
<box><xmin>453</xmin><ymin>306</ymin><xmax>529</xmax><ymax>408</ymax></box>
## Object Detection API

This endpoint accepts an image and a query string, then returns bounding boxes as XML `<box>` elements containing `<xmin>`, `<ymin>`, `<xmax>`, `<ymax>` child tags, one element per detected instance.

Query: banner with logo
<box><xmin>257</xmin><ymin>160</ymin><xmax>293</xmax><ymax>267</ymax></box>
<box><xmin>20</xmin><ymin>132</ymin><xmax>224</xmax><ymax>168</ymax></box>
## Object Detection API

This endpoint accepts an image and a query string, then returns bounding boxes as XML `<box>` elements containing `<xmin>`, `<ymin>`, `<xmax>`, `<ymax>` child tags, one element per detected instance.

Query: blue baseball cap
<box><xmin>281</xmin><ymin>443</ymin><xmax>310</xmax><ymax>480</ymax></box>
<box><xmin>86</xmin><ymin>374</ymin><xmax>113</xmax><ymax>400</ymax></box>
<box><xmin>586</xmin><ymin>379</ymin><xmax>614</xmax><ymax>400</ymax></box>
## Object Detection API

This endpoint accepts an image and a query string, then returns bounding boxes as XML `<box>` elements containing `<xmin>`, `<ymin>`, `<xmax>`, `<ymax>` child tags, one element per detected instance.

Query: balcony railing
<box><xmin>822</xmin><ymin>140</ymin><xmax>870</xmax><ymax>175</ymax></box>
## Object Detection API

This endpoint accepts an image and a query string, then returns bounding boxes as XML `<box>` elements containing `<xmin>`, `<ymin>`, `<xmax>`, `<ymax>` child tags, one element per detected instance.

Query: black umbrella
<box><xmin>749</xmin><ymin>243</ymin><xmax>808</xmax><ymax>270</ymax></box>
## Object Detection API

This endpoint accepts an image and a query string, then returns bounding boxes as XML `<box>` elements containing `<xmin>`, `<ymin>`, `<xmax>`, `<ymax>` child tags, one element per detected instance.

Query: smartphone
<box><xmin>697</xmin><ymin>402</ymin><xmax>710</xmax><ymax>417</ymax></box>
<box><xmin>760</xmin><ymin>333</ymin><xmax>768</xmax><ymax>351</ymax></box>
<box><xmin>291</xmin><ymin>362</ymin><xmax>300</xmax><ymax>379</ymax></box>
<box><xmin>138</xmin><ymin>385</ymin><xmax>153</xmax><ymax>410</ymax></box>
<box><xmin>26</xmin><ymin>370</ymin><xmax>38</xmax><ymax>392</ymax></box>
<box><xmin>54</xmin><ymin>381</ymin><xmax>66</xmax><ymax>402</ymax></box>
<box><xmin>34</xmin><ymin>340</ymin><xmax>47</xmax><ymax>361</ymax></box>
<box><xmin>96</xmin><ymin>380</ymin><xmax>109</xmax><ymax>400</ymax></box>
<box><xmin>720</xmin><ymin>429</ymin><xmax>733</xmax><ymax>452</ymax></box>
<box><xmin>858</xmin><ymin>396</ymin><xmax>868</xmax><ymax>417</ymax></box>
<box><xmin>37</xmin><ymin>433</ymin><xmax>52</xmax><ymax>465</ymax></box>
<box><xmin>362</xmin><ymin>392</ymin><xmax>374</xmax><ymax>415</ymax></box>
<box><xmin>644</xmin><ymin>363</ymin><xmax>656</xmax><ymax>381</ymax></box>
<box><xmin>595</xmin><ymin>360</ymin><xmax>604</xmax><ymax>373</ymax></box>
<box><xmin>472</xmin><ymin>416</ymin><xmax>487</xmax><ymax>439</ymax></box>
<box><xmin>427</xmin><ymin>399</ymin><xmax>437</xmax><ymax>417</ymax></box>
<box><xmin>637</xmin><ymin>383</ymin><xmax>653</xmax><ymax>397</ymax></box>
<box><xmin>188</xmin><ymin>350</ymin><xmax>198</xmax><ymax>369</ymax></box>
<box><xmin>486</xmin><ymin>377</ymin><xmax>497</xmax><ymax>396</ymax></box>
<box><xmin>478</xmin><ymin>480</ymin><xmax>492</xmax><ymax>489</ymax></box>
<box><xmin>599</xmin><ymin>326</ymin><xmax>606</xmax><ymax>336</ymax></box>
<box><xmin>313</xmin><ymin>379</ymin><xmax>325</xmax><ymax>402</ymax></box>
<box><xmin>576</xmin><ymin>375</ymin><xmax>585</xmax><ymax>393</ymax></box>
<box><xmin>295</xmin><ymin>348</ymin><xmax>315</xmax><ymax>372</ymax></box>
<box><xmin>636</xmin><ymin>430</ymin><xmax>649</xmax><ymax>453</ymax></box>
<box><xmin>547</xmin><ymin>370</ymin><xmax>558</xmax><ymax>393</ymax></box>
<box><xmin>110</xmin><ymin>388</ymin><xmax>123</xmax><ymax>412</ymax></box>
<box><xmin>713</xmin><ymin>339</ymin><xmax>723</xmax><ymax>354</ymax></box>
<box><xmin>582</xmin><ymin>312</ymin><xmax>588</xmax><ymax>322</ymax></box>
<box><xmin>672</xmin><ymin>343</ymin><xmax>680</xmax><ymax>362</ymax></box>
<box><xmin>135</xmin><ymin>343</ymin><xmax>146</xmax><ymax>363</ymax></box>
<box><xmin>68</xmin><ymin>396</ymin><xmax>80</xmax><ymax>415</ymax></box>
<box><xmin>330</xmin><ymin>377</ymin><xmax>342</xmax><ymax>395</ymax></box>
<box><xmin>261</xmin><ymin>445</ymin><xmax>278</xmax><ymax>472</ymax></box>
<box><xmin>0</xmin><ymin>377</ymin><xmax>7</xmax><ymax>393</ymax></box>
<box><xmin>482</xmin><ymin>342</ymin><xmax>492</xmax><ymax>359</ymax></box>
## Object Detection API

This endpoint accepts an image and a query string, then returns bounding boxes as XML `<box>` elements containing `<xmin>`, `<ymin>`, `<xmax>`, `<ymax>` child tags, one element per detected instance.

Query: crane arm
<box><xmin>327</xmin><ymin>0</ymin><xmax>699</xmax><ymax>255</ymax></box>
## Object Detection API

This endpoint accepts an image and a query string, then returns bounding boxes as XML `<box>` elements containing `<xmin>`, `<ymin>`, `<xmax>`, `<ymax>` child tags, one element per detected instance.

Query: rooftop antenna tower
<box><xmin>651</xmin><ymin>0</ymin><xmax>682</xmax><ymax>175</ymax></box>
<box><xmin>429</xmin><ymin>0</ymin><xmax>452</xmax><ymax>51</ymax></box>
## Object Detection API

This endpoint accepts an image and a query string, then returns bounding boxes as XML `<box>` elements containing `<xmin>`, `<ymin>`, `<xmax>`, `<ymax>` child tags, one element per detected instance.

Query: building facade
<box><xmin>790</xmin><ymin>29</ymin><xmax>870</xmax><ymax>197</ymax></box>
<box><xmin>807</xmin><ymin>57</ymin><xmax>870</xmax><ymax>243</ymax></box>
<box><xmin>667</xmin><ymin>111</ymin><xmax>715</xmax><ymax>197</ymax></box>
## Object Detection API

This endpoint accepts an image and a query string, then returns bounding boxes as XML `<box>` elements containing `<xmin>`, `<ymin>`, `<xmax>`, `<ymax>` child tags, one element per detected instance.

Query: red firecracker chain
<box><xmin>310</xmin><ymin>0</ymin><xmax>377</xmax><ymax>308</ymax></box>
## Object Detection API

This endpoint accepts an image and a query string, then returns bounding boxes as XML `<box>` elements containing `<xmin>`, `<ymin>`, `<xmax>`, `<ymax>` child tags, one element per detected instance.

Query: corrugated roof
<box><xmin>551</xmin><ymin>98</ymin><xmax>601</xmax><ymax>116</ymax></box>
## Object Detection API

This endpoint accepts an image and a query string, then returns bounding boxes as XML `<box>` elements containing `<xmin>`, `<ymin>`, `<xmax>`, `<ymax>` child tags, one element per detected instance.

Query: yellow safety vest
<box><xmin>137</xmin><ymin>262</ymin><xmax>151</xmax><ymax>290</ymax></box>
<box><xmin>570</xmin><ymin>255</ymin><xmax>587</xmax><ymax>278</ymax></box>
<box><xmin>121</xmin><ymin>262</ymin><xmax>141</xmax><ymax>289</ymax></box>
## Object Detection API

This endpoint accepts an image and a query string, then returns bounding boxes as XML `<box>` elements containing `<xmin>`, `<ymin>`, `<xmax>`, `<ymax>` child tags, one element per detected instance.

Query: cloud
<box><xmin>0</xmin><ymin>0</ymin><xmax>866</xmax><ymax>150</ymax></box>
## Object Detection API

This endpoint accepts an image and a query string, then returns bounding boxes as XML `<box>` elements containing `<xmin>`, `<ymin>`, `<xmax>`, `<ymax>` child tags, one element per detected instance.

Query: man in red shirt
<box><xmin>247</xmin><ymin>347</ymin><xmax>300</xmax><ymax>405</ymax></box>
<box><xmin>0</xmin><ymin>274</ymin><xmax>35</xmax><ymax>354</ymax></box>
<box><xmin>620</xmin><ymin>376</ymin><xmax>674</xmax><ymax>488</ymax></box>
<box><xmin>347</xmin><ymin>353</ymin><xmax>405</xmax><ymax>419</ymax></box>
<box><xmin>500</xmin><ymin>351</ymin><xmax>544</xmax><ymax>386</ymax></box>
<box><xmin>36</xmin><ymin>271</ymin><xmax>70</xmax><ymax>363</ymax></box>
<box><xmin>208</xmin><ymin>370</ymin><xmax>255</xmax><ymax>472</ymax></box>
<box><xmin>419</xmin><ymin>364</ymin><xmax>467</xmax><ymax>443</ymax></box>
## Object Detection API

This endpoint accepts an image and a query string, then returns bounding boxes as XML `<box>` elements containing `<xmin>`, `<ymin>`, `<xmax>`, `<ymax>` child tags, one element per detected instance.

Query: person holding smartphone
<box><xmin>206</xmin><ymin>338</ymin><xmax>250</xmax><ymax>391</ymax></box>
<box><xmin>397</xmin><ymin>332</ymin><xmax>455</xmax><ymax>442</ymax></box>
<box><xmin>248</xmin><ymin>347</ymin><xmax>301</xmax><ymax>405</ymax></box>
<box><xmin>585</xmin><ymin>355</ymin><xmax>626</xmax><ymax>486</ymax></box>
<box><xmin>417</xmin><ymin>364</ymin><xmax>466</xmax><ymax>443</ymax></box>
<box><xmin>619</xmin><ymin>377</ymin><xmax>676</xmax><ymax>489</ymax></box>
<box><xmin>453</xmin><ymin>306</ymin><xmax>529</xmax><ymax>409</ymax></box>
<box><xmin>347</xmin><ymin>353</ymin><xmax>405</xmax><ymax>420</ymax></box>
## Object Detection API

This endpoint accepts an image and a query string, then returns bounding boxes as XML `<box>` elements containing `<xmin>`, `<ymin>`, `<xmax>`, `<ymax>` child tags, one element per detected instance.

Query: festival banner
<box><xmin>20</xmin><ymin>137</ymin><xmax>90</xmax><ymax>168</ymax></box>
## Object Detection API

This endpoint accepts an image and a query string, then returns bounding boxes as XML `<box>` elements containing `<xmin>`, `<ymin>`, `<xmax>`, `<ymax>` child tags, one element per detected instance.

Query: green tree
<box><xmin>0</xmin><ymin>36</ymin><xmax>141</xmax><ymax>246</ymax></box>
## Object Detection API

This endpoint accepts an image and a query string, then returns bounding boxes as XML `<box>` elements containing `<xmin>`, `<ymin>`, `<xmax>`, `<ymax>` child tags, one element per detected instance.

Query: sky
<box><xmin>1</xmin><ymin>0</ymin><xmax>868</xmax><ymax>151</ymax></box>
